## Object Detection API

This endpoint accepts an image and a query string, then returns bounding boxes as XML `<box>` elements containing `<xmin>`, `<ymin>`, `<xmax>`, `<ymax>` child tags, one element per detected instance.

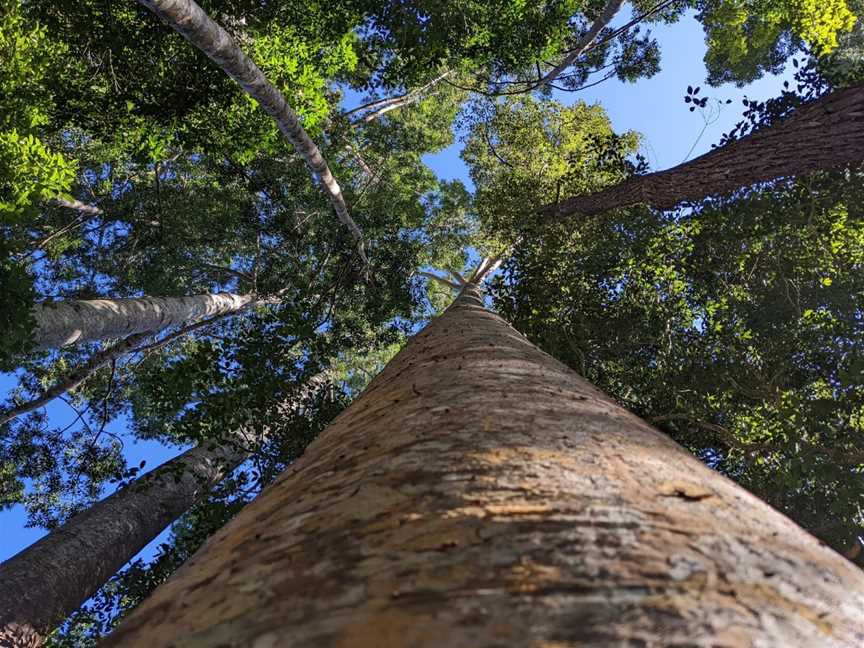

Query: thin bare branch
<box><xmin>0</xmin><ymin>332</ymin><xmax>151</xmax><ymax>427</ymax></box>
<box><xmin>528</xmin><ymin>0</ymin><xmax>625</xmax><ymax>92</ymax></box>
<box><xmin>51</xmin><ymin>198</ymin><xmax>103</xmax><ymax>215</ymax></box>
<box><xmin>1</xmin><ymin>294</ymin><xmax>284</xmax><ymax>427</ymax></box>
<box><xmin>351</xmin><ymin>71</ymin><xmax>452</xmax><ymax>126</ymax></box>
<box><xmin>470</xmin><ymin>257</ymin><xmax>502</xmax><ymax>285</ymax></box>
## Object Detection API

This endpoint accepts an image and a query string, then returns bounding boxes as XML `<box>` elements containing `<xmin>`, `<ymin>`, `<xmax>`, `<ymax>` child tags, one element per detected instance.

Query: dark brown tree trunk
<box><xmin>542</xmin><ymin>83</ymin><xmax>864</xmax><ymax>218</ymax></box>
<box><xmin>104</xmin><ymin>284</ymin><xmax>864</xmax><ymax>646</ymax></box>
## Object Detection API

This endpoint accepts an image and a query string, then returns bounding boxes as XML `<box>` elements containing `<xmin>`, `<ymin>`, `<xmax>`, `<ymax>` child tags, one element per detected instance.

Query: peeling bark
<box><xmin>106</xmin><ymin>285</ymin><xmax>864</xmax><ymax>646</ymax></box>
<box><xmin>543</xmin><ymin>83</ymin><xmax>864</xmax><ymax>218</ymax></box>
<box><xmin>31</xmin><ymin>292</ymin><xmax>256</xmax><ymax>350</ymax></box>
<box><xmin>136</xmin><ymin>0</ymin><xmax>368</xmax><ymax>265</ymax></box>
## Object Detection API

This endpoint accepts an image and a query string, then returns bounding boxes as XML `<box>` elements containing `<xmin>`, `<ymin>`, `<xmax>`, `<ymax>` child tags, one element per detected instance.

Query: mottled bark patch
<box><xmin>105</xmin><ymin>285</ymin><xmax>864</xmax><ymax>647</ymax></box>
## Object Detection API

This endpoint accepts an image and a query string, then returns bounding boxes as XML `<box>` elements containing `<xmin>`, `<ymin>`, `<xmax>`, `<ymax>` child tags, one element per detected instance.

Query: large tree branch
<box><xmin>542</xmin><ymin>83</ymin><xmax>864</xmax><ymax>219</ymax></box>
<box><xmin>136</xmin><ymin>0</ymin><xmax>369</xmax><ymax>267</ymax></box>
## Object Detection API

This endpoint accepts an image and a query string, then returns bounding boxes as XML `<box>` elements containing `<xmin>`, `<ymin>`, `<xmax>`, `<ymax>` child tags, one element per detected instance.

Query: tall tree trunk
<box><xmin>543</xmin><ymin>83</ymin><xmax>864</xmax><ymax>218</ymax></box>
<box><xmin>136</xmin><ymin>0</ymin><xmax>368</xmax><ymax>266</ymax></box>
<box><xmin>0</xmin><ymin>373</ymin><xmax>325</xmax><ymax>644</ymax></box>
<box><xmin>105</xmin><ymin>284</ymin><xmax>864</xmax><ymax>646</ymax></box>
<box><xmin>0</xmin><ymin>441</ymin><xmax>246</xmax><ymax>644</ymax></box>
<box><xmin>31</xmin><ymin>292</ymin><xmax>256</xmax><ymax>350</ymax></box>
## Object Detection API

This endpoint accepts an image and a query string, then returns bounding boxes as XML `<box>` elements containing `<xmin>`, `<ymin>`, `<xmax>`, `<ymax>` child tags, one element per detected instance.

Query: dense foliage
<box><xmin>491</xmin><ymin>173</ymin><xmax>864</xmax><ymax>556</ymax></box>
<box><xmin>1</xmin><ymin>0</ymin><xmax>862</xmax><ymax>641</ymax></box>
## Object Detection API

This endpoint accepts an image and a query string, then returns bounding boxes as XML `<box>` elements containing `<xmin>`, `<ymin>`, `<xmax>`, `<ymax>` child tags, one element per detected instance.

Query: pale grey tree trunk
<box><xmin>31</xmin><ymin>292</ymin><xmax>256</xmax><ymax>350</ymax></box>
<box><xmin>0</xmin><ymin>374</ymin><xmax>325</xmax><ymax>644</ymax></box>
<box><xmin>104</xmin><ymin>282</ymin><xmax>864</xmax><ymax>647</ymax></box>
<box><xmin>136</xmin><ymin>0</ymin><xmax>368</xmax><ymax>265</ymax></box>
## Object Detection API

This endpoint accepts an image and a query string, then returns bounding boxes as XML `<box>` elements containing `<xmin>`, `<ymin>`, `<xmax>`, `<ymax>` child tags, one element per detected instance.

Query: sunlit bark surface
<box><xmin>107</xmin><ymin>285</ymin><xmax>864</xmax><ymax>646</ymax></box>
<box><xmin>32</xmin><ymin>292</ymin><xmax>255</xmax><ymax>349</ymax></box>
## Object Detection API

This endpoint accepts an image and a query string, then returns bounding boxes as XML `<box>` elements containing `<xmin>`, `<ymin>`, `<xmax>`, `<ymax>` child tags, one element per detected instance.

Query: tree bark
<box><xmin>105</xmin><ymin>284</ymin><xmax>864</xmax><ymax>646</ymax></box>
<box><xmin>0</xmin><ymin>441</ymin><xmax>246</xmax><ymax>644</ymax></box>
<box><xmin>543</xmin><ymin>83</ymin><xmax>864</xmax><ymax>218</ymax></box>
<box><xmin>136</xmin><ymin>0</ymin><xmax>368</xmax><ymax>266</ymax></box>
<box><xmin>351</xmin><ymin>71</ymin><xmax>452</xmax><ymax>125</ymax></box>
<box><xmin>0</xmin><ymin>373</ymin><xmax>325</xmax><ymax>644</ymax></box>
<box><xmin>52</xmin><ymin>198</ymin><xmax>103</xmax><ymax>216</ymax></box>
<box><xmin>2</xmin><ymin>305</ymin><xmax>247</xmax><ymax>427</ymax></box>
<box><xmin>31</xmin><ymin>292</ymin><xmax>256</xmax><ymax>350</ymax></box>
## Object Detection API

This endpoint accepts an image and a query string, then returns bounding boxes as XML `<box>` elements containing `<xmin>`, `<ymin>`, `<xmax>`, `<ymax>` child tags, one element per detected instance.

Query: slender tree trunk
<box><xmin>105</xmin><ymin>284</ymin><xmax>864</xmax><ymax>646</ymax></box>
<box><xmin>351</xmin><ymin>71</ymin><xmax>452</xmax><ymax>125</ymax></box>
<box><xmin>543</xmin><ymin>83</ymin><xmax>864</xmax><ymax>218</ymax></box>
<box><xmin>530</xmin><ymin>0</ymin><xmax>625</xmax><ymax>91</ymax></box>
<box><xmin>2</xmin><ymin>305</ymin><xmax>247</xmax><ymax>427</ymax></box>
<box><xmin>136</xmin><ymin>0</ymin><xmax>368</xmax><ymax>266</ymax></box>
<box><xmin>51</xmin><ymin>198</ymin><xmax>103</xmax><ymax>216</ymax></box>
<box><xmin>0</xmin><ymin>441</ymin><xmax>246</xmax><ymax>644</ymax></box>
<box><xmin>0</xmin><ymin>373</ymin><xmax>325</xmax><ymax>644</ymax></box>
<box><xmin>31</xmin><ymin>292</ymin><xmax>256</xmax><ymax>350</ymax></box>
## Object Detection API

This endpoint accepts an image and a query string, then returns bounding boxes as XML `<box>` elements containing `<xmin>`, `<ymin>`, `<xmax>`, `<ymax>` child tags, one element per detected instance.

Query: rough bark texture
<box><xmin>31</xmin><ymin>292</ymin><xmax>255</xmax><ymax>350</ymax></box>
<box><xmin>136</xmin><ymin>0</ymin><xmax>368</xmax><ymax>265</ymax></box>
<box><xmin>543</xmin><ymin>83</ymin><xmax>864</xmax><ymax>218</ymax></box>
<box><xmin>0</xmin><ymin>442</ymin><xmax>247</xmax><ymax>642</ymax></box>
<box><xmin>105</xmin><ymin>285</ymin><xmax>864</xmax><ymax>646</ymax></box>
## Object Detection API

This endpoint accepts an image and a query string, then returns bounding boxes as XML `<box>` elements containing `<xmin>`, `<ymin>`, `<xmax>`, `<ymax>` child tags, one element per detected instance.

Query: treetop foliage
<box><xmin>0</xmin><ymin>0</ymin><xmax>862</xmax><ymax>642</ymax></box>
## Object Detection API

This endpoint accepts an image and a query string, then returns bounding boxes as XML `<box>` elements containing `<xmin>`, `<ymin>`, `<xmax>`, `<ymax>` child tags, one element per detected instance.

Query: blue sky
<box><xmin>1</xmin><ymin>7</ymin><xmax>796</xmax><ymax>575</ymax></box>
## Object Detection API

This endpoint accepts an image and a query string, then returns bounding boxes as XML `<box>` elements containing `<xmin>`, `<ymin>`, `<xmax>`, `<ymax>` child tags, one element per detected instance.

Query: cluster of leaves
<box><xmin>462</xmin><ymin>96</ymin><xmax>642</xmax><ymax>250</ymax></box>
<box><xmin>697</xmin><ymin>0</ymin><xmax>857</xmax><ymax>85</ymax></box>
<box><xmin>0</xmin><ymin>1</ymin><xmax>76</xmax><ymax>219</ymax></box>
<box><xmin>490</xmin><ymin>168</ymin><xmax>864</xmax><ymax>555</ymax></box>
